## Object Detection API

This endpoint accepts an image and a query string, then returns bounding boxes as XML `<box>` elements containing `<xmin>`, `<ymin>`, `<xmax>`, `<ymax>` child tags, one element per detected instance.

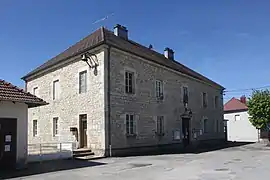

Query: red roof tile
<box><xmin>0</xmin><ymin>79</ymin><xmax>47</xmax><ymax>107</ymax></box>
<box><xmin>224</xmin><ymin>97</ymin><xmax>248</xmax><ymax>113</ymax></box>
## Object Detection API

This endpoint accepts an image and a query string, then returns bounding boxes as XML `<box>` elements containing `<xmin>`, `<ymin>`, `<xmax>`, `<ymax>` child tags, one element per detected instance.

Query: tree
<box><xmin>247</xmin><ymin>90</ymin><xmax>270</xmax><ymax>143</ymax></box>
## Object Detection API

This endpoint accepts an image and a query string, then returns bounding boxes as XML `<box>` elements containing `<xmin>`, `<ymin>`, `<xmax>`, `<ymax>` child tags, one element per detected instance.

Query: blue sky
<box><xmin>1</xmin><ymin>0</ymin><xmax>270</xmax><ymax>101</ymax></box>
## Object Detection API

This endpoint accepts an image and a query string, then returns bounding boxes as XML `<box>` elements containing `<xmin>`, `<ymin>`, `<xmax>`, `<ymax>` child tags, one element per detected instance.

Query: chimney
<box><xmin>240</xmin><ymin>95</ymin><xmax>246</xmax><ymax>104</ymax></box>
<box><xmin>164</xmin><ymin>47</ymin><xmax>174</xmax><ymax>60</ymax></box>
<box><xmin>114</xmin><ymin>24</ymin><xmax>128</xmax><ymax>40</ymax></box>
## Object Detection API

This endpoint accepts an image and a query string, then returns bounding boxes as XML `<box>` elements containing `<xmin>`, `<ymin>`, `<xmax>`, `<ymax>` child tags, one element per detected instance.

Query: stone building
<box><xmin>22</xmin><ymin>24</ymin><xmax>225</xmax><ymax>156</ymax></box>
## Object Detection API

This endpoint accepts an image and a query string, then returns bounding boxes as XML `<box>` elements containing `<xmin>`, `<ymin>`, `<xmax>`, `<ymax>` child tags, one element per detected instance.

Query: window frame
<box><xmin>183</xmin><ymin>86</ymin><xmax>189</xmax><ymax>104</ymax></box>
<box><xmin>79</xmin><ymin>70</ymin><xmax>87</xmax><ymax>94</ymax></box>
<box><xmin>125</xmin><ymin>114</ymin><xmax>136</xmax><ymax>136</ymax></box>
<box><xmin>125</xmin><ymin>71</ymin><xmax>135</xmax><ymax>94</ymax></box>
<box><xmin>33</xmin><ymin>87</ymin><xmax>38</xmax><ymax>96</ymax></box>
<box><xmin>235</xmin><ymin>114</ymin><xmax>241</xmax><ymax>121</ymax></box>
<box><xmin>52</xmin><ymin>80</ymin><xmax>60</xmax><ymax>100</ymax></box>
<box><xmin>214</xmin><ymin>95</ymin><xmax>218</xmax><ymax>108</ymax></box>
<box><xmin>202</xmin><ymin>92</ymin><xmax>207</xmax><ymax>108</ymax></box>
<box><xmin>203</xmin><ymin>118</ymin><xmax>208</xmax><ymax>133</ymax></box>
<box><xmin>155</xmin><ymin>80</ymin><xmax>164</xmax><ymax>99</ymax></box>
<box><xmin>53</xmin><ymin>117</ymin><xmax>59</xmax><ymax>137</ymax></box>
<box><xmin>156</xmin><ymin>116</ymin><xmax>165</xmax><ymax>136</ymax></box>
<box><xmin>33</xmin><ymin>120</ymin><xmax>38</xmax><ymax>137</ymax></box>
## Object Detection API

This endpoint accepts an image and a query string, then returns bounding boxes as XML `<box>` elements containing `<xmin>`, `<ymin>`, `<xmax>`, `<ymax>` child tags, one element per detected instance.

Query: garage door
<box><xmin>0</xmin><ymin>118</ymin><xmax>17</xmax><ymax>169</ymax></box>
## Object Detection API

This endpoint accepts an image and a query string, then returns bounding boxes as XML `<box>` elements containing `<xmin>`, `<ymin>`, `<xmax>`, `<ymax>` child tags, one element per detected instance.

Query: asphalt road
<box><xmin>3</xmin><ymin>143</ymin><xmax>270</xmax><ymax>180</ymax></box>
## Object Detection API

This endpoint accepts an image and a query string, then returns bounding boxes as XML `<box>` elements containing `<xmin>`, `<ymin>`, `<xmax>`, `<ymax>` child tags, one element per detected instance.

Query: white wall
<box><xmin>224</xmin><ymin>111</ymin><xmax>259</xmax><ymax>142</ymax></box>
<box><xmin>0</xmin><ymin>101</ymin><xmax>28</xmax><ymax>166</ymax></box>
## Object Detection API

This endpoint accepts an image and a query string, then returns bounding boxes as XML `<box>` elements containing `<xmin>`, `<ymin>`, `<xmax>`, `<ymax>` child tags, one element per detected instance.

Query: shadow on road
<box><xmin>0</xmin><ymin>159</ymin><xmax>106</xmax><ymax>179</ymax></box>
<box><xmin>116</xmin><ymin>141</ymin><xmax>256</xmax><ymax>157</ymax></box>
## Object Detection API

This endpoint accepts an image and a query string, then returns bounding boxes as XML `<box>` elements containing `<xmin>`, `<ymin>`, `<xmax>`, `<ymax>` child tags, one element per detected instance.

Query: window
<box><xmin>33</xmin><ymin>87</ymin><xmax>38</xmax><ymax>96</ymax></box>
<box><xmin>53</xmin><ymin>80</ymin><xmax>60</xmax><ymax>100</ymax></box>
<box><xmin>79</xmin><ymin>71</ymin><xmax>87</xmax><ymax>94</ymax></box>
<box><xmin>53</xmin><ymin>117</ymin><xmax>59</xmax><ymax>136</ymax></box>
<box><xmin>202</xmin><ymin>92</ymin><xmax>207</xmax><ymax>108</ymax></box>
<box><xmin>214</xmin><ymin>96</ymin><xmax>218</xmax><ymax>108</ymax></box>
<box><xmin>216</xmin><ymin>120</ymin><xmax>219</xmax><ymax>132</ymax></box>
<box><xmin>126</xmin><ymin>114</ymin><xmax>135</xmax><ymax>135</ymax></box>
<box><xmin>235</xmin><ymin>115</ymin><xmax>240</xmax><ymax>121</ymax></box>
<box><xmin>203</xmin><ymin>118</ymin><xmax>208</xmax><ymax>133</ymax></box>
<box><xmin>125</xmin><ymin>71</ymin><xmax>134</xmax><ymax>94</ymax></box>
<box><xmin>156</xmin><ymin>116</ymin><xmax>165</xmax><ymax>135</ymax></box>
<box><xmin>183</xmin><ymin>86</ymin><xmax>188</xmax><ymax>104</ymax></box>
<box><xmin>33</xmin><ymin>120</ymin><xmax>38</xmax><ymax>137</ymax></box>
<box><xmin>155</xmin><ymin>80</ymin><xmax>164</xmax><ymax>99</ymax></box>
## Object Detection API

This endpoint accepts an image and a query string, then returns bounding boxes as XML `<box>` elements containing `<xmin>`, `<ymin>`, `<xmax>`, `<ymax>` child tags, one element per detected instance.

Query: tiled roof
<box><xmin>224</xmin><ymin>97</ymin><xmax>248</xmax><ymax>113</ymax></box>
<box><xmin>22</xmin><ymin>27</ymin><xmax>224</xmax><ymax>89</ymax></box>
<box><xmin>0</xmin><ymin>79</ymin><xmax>47</xmax><ymax>107</ymax></box>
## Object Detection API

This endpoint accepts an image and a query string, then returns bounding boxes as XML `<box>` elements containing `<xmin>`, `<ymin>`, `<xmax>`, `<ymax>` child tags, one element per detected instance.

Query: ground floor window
<box><xmin>126</xmin><ymin>114</ymin><xmax>136</xmax><ymax>135</ymax></box>
<box><xmin>33</xmin><ymin>120</ymin><xmax>38</xmax><ymax>137</ymax></box>
<box><xmin>156</xmin><ymin>116</ymin><xmax>165</xmax><ymax>135</ymax></box>
<box><xmin>53</xmin><ymin>117</ymin><xmax>59</xmax><ymax>136</ymax></box>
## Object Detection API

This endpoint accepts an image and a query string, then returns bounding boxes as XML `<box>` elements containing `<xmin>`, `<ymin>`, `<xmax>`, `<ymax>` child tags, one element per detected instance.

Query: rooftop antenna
<box><xmin>92</xmin><ymin>13</ymin><xmax>115</xmax><ymax>28</ymax></box>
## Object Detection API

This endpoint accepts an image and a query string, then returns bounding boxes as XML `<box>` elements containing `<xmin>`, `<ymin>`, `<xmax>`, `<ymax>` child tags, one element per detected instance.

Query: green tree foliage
<box><xmin>247</xmin><ymin>90</ymin><xmax>270</xmax><ymax>129</ymax></box>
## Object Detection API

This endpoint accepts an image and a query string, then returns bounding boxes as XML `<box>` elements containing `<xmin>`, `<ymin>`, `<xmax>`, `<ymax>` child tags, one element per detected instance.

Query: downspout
<box><xmin>107</xmin><ymin>45</ymin><xmax>112</xmax><ymax>157</ymax></box>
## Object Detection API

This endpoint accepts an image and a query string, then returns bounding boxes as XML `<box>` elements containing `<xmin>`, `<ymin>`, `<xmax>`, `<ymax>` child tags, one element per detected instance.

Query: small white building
<box><xmin>0</xmin><ymin>79</ymin><xmax>47</xmax><ymax>169</ymax></box>
<box><xmin>224</xmin><ymin>96</ymin><xmax>259</xmax><ymax>142</ymax></box>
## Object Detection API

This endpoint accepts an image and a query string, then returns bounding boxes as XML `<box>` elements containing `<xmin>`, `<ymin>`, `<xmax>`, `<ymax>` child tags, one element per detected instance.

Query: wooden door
<box><xmin>0</xmin><ymin>118</ymin><xmax>17</xmax><ymax>169</ymax></box>
<box><xmin>182</xmin><ymin>118</ymin><xmax>190</xmax><ymax>146</ymax></box>
<box><xmin>79</xmin><ymin>115</ymin><xmax>87</xmax><ymax>148</ymax></box>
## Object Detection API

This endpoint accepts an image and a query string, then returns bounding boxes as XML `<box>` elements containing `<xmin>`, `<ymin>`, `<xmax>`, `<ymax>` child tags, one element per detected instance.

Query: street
<box><xmin>4</xmin><ymin>143</ymin><xmax>270</xmax><ymax>180</ymax></box>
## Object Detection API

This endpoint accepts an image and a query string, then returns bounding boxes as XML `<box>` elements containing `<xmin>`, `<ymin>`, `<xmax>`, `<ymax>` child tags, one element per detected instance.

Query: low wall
<box><xmin>27</xmin><ymin>142</ymin><xmax>76</xmax><ymax>162</ymax></box>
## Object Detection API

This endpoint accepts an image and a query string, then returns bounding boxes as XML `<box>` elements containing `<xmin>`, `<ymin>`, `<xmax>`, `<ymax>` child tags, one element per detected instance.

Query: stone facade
<box><xmin>26</xmin><ymin>44</ymin><xmax>224</xmax><ymax>156</ymax></box>
<box><xmin>109</xmin><ymin>47</ymin><xmax>224</xmax><ymax>154</ymax></box>
<box><xmin>26</xmin><ymin>47</ymin><xmax>106</xmax><ymax>156</ymax></box>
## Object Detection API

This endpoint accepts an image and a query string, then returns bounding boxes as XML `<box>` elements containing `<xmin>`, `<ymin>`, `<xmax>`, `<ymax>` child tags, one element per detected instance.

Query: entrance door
<box><xmin>182</xmin><ymin>118</ymin><xmax>190</xmax><ymax>146</ymax></box>
<box><xmin>79</xmin><ymin>115</ymin><xmax>87</xmax><ymax>148</ymax></box>
<box><xmin>0</xmin><ymin>118</ymin><xmax>17</xmax><ymax>169</ymax></box>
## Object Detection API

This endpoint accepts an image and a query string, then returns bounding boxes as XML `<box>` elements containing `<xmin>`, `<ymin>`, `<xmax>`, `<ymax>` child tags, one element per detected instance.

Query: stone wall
<box><xmin>109</xmin><ymin>48</ymin><xmax>224</xmax><ymax>151</ymax></box>
<box><xmin>26</xmin><ymin>48</ymin><xmax>106</xmax><ymax>156</ymax></box>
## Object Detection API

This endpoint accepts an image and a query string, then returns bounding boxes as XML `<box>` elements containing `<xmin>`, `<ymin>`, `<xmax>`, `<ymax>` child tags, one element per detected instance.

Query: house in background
<box><xmin>0</xmin><ymin>79</ymin><xmax>47</xmax><ymax>169</ymax></box>
<box><xmin>22</xmin><ymin>24</ymin><xmax>225</xmax><ymax>157</ymax></box>
<box><xmin>224</xmin><ymin>96</ymin><xmax>260</xmax><ymax>142</ymax></box>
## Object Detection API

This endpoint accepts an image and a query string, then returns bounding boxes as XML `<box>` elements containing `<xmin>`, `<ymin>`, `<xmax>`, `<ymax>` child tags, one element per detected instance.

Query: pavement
<box><xmin>2</xmin><ymin>142</ymin><xmax>270</xmax><ymax>180</ymax></box>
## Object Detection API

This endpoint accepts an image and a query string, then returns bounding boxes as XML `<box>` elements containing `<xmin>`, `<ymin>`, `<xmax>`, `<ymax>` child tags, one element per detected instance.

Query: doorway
<box><xmin>79</xmin><ymin>115</ymin><xmax>87</xmax><ymax>148</ymax></box>
<box><xmin>0</xmin><ymin>118</ymin><xmax>17</xmax><ymax>169</ymax></box>
<box><xmin>182</xmin><ymin>117</ymin><xmax>190</xmax><ymax>147</ymax></box>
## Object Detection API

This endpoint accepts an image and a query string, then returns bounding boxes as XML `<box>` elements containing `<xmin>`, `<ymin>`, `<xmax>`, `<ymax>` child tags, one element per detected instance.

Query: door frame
<box><xmin>79</xmin><ymin>115</ymin><xmax>87</xmax><ymax>148</ymax></box>
<box><xmin>182</xmin><ymin>117</ymin><xmax>191</xmax><ymax>147</ymax></box>
<box><xmin>0</xmin><ymin>118</ymin><xmax>17</xmax><ymax>169</ymax></box>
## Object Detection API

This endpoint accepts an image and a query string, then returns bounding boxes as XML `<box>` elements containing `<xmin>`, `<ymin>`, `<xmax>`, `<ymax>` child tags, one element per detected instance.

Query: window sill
<box><xmin>126</xmin><ymin>134</ymin><xmax>137</xmax><ymax>137</ymax></box>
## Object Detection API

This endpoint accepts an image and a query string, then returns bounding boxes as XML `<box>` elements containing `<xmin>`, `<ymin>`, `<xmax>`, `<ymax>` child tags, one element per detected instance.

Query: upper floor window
<box><xmin>33</xmin><ymin>87</ymin><xmax>38</xmax><ymax>96</ymax></box>
<box><xmin>203</xmin><ymin>118</ymin><xmax>208</xmax><ymax>133</ymax></box>
<box><xmin>235</xmin><ymin>114</ymin><xmax>240</xmax><ymax>121</ymax></box>
<box><xmin>155</xmin><ymin>80</ymin><xmax>164</xmax><ymax>99</ymax></box>
<box><xmin>53</xmin><ymin>80</ymin><xmax>60</xmax><ymax>100</ymax></box>
<box><xmin>79</xmin><ymin>71</ymin><xmax>87</xmax><ymax>94</ymax></box>
<box><xmin>202</xmin><ymin>92</ymin><xmax>207</xmax><ymax>108</ymax></box>
<box><xmin>183</xmin><ymin>86</ymin><xmax>188</xmax><ymax>104</ymax></box>
<box><xmin>126</xmin><ymin>114</ymin><xmax>136</xmax><ymax>135</ymax></box>
<box><xmin>33</xmin><ymin>120</ymin><xmax>38</xmax><ymax>137</ymax></box>
<box><xmin>156</xmin><ymin>116</ymin><xmax>165</xmax><ymax>135</ymax></box>
<box><xmin>125</xmin><ymin>71</ymin><xmax>135</xmax><ymax>94</ymax></box>
<box><xmin>214</xmin><ymin>95</ymin><xmax>218</xmax><ymax>108</ymax></box>
<box><xmin>53</xmin><ymin>117</ymin><xmax>59</xmax><ymax>136</ymax></box>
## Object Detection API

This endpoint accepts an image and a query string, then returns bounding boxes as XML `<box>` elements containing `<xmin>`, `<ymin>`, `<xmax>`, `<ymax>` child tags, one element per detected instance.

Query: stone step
<box><xmin>73</xmin><ymin>148</ymin><xmax>92</xmax><ymax>154</ymax></box>
<box><xmin>74</xmin><ymin>155</ymin><xmax>103</xmax><ymax>161</ymax></box>
<box><xmin>73</xmin><ymin>151</ymin><xmax>94</xmax><ymax>157</ymax></box>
